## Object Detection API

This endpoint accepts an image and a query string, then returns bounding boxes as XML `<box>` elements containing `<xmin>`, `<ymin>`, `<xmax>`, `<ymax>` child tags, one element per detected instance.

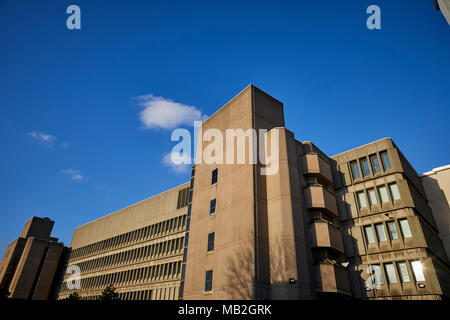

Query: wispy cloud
<box><xmin>162</xmin><ymin>152</ymin><xmax>191</xmax><ymax>173</ymax></box>
<box><xmin>28</xmin><ymin>131</ymin><xmax>57</xmax><ymax>146</ymax></box>
<box><xmin>61</xmin><ymin>169</ymin><xmax>88</xmax><ymax>182</ymax></box>
<box><xmin>61</xmin><ymin>142</ymin><xmax>70</xmax><ymax>148</ymax></box>
<box><xmin>136</xmin><ymin>94</ymin><xmax>208</xmax><ymax>130</ymax></box>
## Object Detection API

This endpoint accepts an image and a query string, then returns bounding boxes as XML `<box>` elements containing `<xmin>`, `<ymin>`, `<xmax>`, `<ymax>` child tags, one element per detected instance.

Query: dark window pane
<box><xmin>186</xmin><ymin>217</ymin><xmax>190</xmax><ymax>231</ymax></box>
<box><xmin>380</xmin><ymin>151</ymin><xmax>392</xmax><ymax>170</ymax></box>
<box><xmin>205</xmin><ymin>270</ymin><xmax>213</xmax><ymax>291</ymax></box>
<box><xmin>360</xmin><ymin>158</ymin><xmax>371</xmax><ymax>177</ymax></box>
<box><xmin>207</xmin><ymin>232</ymin><xmax>215</xmax><ymax>251</ymax></box>
<box><xmin>370</xmin><ymin>155</ymin><xmax>381</xmax><ymax>173</ymax></box>
<box><xmin>210</xmin><ymin>199</ymin><xmax>216</xmax><ymax>215</ymax></box>
<box><xmin>350</xmin><ymin>161</ymin><xmax>361</xmax><ymax>179</ymax></box>
<box><xmin>211</xmin><ymin>168</ymin><xmax>218</xmax><ymax>184</ymax></box>
<box><xmin>187</xmin><ymin>204</ymin><xmax>191</xmax><ymax>217</ymax></box>
<box><xmin>184</xmin><ymin>232</ymin><xmax>189</xmax><ymax>247</ymax></box>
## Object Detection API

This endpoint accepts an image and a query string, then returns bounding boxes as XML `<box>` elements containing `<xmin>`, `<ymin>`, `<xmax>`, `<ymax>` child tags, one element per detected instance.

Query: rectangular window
<box><xmin>186</xmin><ymin>217</ymin><xmax>190</xmax><ymax>231</ymax></box>
<box><xmin>205</xmin><ymin>270</ymin><xmax>213</xmax><ymax>292</ymax></box>
<box><xmin>380</xmin><ymin>151</ymin><xmax>392</xmax><ymax>170</ymax></box>
<box><xmin>385</xmin><ymin>263</ymin><xmax>398</xmax><ymax>283</ymax></box>
<box><xmin>370</xmin><ymin>264</ymin><xmax>384</xmax><ymax>285</ymax></box>
<box><xmin>368</xmin><ymin>189</ymin><xmax>378</xmax><ymax>206</ymax></box>
<box><xmin>207</xmin><ymin>232</ymin><xmax>215</xmax><ymax>252</ymax></box>
<box><xmin>370</xmin><ymin>155</ymin><xmax>381</xmax><ymax>174</ymax></box>
<box><xmin>211</xmin><ymin>168</ymin><xmax>218</xmax><ymax>185</ymax></box>
<box><xmin>350</xmin><ymin>161</ymin><xmax>361</xmax><ymax>179</ymax></box>
<box><xmin>357</xmin><ymin>191</ymin><xmax>368</xmax><ymax>208</ymax></box>
<box><xmin>364</xmin><ymin>226</ymin><xmax>376</xmax><ymax>244</ymax></box>
<box><xmin>389</xmin><ymin>183</ymin><xmax>401</xmax><ymax>200</ymax></box>
<box><xmin>209</xmin><ymin>199</ymin><xmax>216</xmax><ymax>216</ymax></box>
<box><xmin>399</xmin><ymin>219</ymin><xmax>412</xmax><ymax>238</ymax></box>
<box><xmin>398</xmin><ymin>262</ymin><xmax>410</xmax><ymax>282</ymax></box>
<box><xmin>387</xmin><ymin>222</ymin><xmax>399</xmax><ymax>240</ymax></box>
<box><xmin>375</xmin><ymin>224</ymin><xmax>387</xmax><ymax>242</ymax></box>
<box><xmin>411</xmin><ymin>260</ymin><xmax>425</xmax><ymax>281</ymax></box>
<box><xmin>378</xmin><ymin>186</ymin><xmax>389</xmax><ymax>203</ymax></box>
<box><xmin>360</xmin><ymin>158</ymin><xmax>371</xmax><ymax>177</ymax></box>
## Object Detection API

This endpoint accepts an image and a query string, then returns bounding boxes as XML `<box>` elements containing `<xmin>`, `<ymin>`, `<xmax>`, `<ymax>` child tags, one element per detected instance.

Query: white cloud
<box><xmin>61</xmin><ymin>169</ymin><xmax>88</xmax><ymax>182</ymax></box>
<box><xmin>136</xmin><ymin>94</ymin><xmax>208</xmax><ymax>130</ymax></box>
<box><xmin>28</xmin><ymin>131</ymin><xmax>56</xmax><ymax>146</ymax></box>
<box><xmin>162</xmin><ymin>152</ymin><xmax>192</xmax><ymax>173</ymax></box>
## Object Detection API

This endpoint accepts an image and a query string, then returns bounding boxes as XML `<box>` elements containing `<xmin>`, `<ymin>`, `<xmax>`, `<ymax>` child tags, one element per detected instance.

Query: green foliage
<box><xmin>98</xmin><ymin>285</ymin><xmax>120</xmax><ymax>300</ymax></box>
<box><xmin>66</xmin><ymin>291</ymin><xmax>81</xmax><ymax>301</ymax></box>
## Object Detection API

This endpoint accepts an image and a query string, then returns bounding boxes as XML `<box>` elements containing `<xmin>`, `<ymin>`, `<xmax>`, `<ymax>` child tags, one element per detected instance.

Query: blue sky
<box><xmin>0</xmin><ymin>0</ymin><xmax>449</xmax><ymax>254</ymax></box>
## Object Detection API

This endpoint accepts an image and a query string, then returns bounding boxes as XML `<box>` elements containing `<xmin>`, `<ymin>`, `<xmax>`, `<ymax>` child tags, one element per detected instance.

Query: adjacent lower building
<box><xmin>420</xmin><ymin>165</ymin><xmax>450</xmax><ymax>263</ymax></box>
<box><xmin>56</xmin><ymin>85</ymin><xmax>450</xmax><ymax>300</ymax></box>
<box><xmin>57</xmin><ymin>184</ymin><xmax>189</xmax><ymax>300</ymax></box>
<box><xmin>0</xmin><ymin>217</ymin><xmax>67</xmax><ymax>300</ymax></box>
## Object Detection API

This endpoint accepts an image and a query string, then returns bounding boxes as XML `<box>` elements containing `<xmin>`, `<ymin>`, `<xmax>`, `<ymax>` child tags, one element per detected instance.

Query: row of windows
<box><xmin>363</xmin><ymin>219</ymin><xmax>412</xmax><ymax>245</ymax></box>
<box><xmin>350</xmin><ymin>150</ymin><xmax>392</xmax><ymax>180</ymax></box>
<box><xmin>76</xmin><ymin>286</ymin><xmax>177</xmax><ymax>300</ymax></box>
<box><xmin>202</xmin><ymin>169</ymin><xmax>219</xmax><ymax>292</ymax></box>
<box><xmin>72</xmin><ymin>236</ymin><xmax>184</xmax><ymax>274</ymax></box>
<box><xmin>356</xmin><ymin>183</ymin><xmax>401</xmax><ymax>210</ymax></box>
<box><xmin>61</xmin><ymin>260</ymin><xmax>182</xmax><ymax>293</ymax></box>
<box><xmin>177</xmin><ymin>187</ymin><xmax>190</xmax><ymax>209</ymax></box>
<box><xmin>368</xmin><ymin>260</ymin><xmax>425</xmax><ymax>286</ymax></box>
<box><xmin>70</xmin><ymin>215</ymin><xmax>187</xmax><ymax>260</ymax></box>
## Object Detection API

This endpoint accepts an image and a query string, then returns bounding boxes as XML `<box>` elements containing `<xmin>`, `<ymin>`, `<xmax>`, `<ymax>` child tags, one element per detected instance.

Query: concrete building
<box><xmin>435</xmin><ymin>0</ymin><xmax>450</xmax><ymax>25</ymax></box>
<box><xmin>57</xmin><ymin>85</ymin><xmax>450</xmax><ymax>300</ymax></box>
<box><xmin>0</xmin><ymin>217</ymin><xmax>67</xmax><ymax>300</ymax></box>
<box><xmin>57</xmin><ymin>184</ymin><xmax>189</xmax><ymax>300</ymax></box>
<box><xmin>420</xmin><ymin>165</ymin><xmax>450</xmax><ymax>263</ymax></box>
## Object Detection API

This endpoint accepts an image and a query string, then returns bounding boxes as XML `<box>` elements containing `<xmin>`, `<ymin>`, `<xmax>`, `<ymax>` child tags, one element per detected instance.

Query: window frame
<box><xmin>370</xmin><ymin>154</ymin><xmax>381</xmax><ymax>174</ymax></box>
<box><xmin>364</xmin><ymin>225</ymin><xmax>376</xmax><ymax>244</ymax></box>
<box><xmin>384</xmin><ymin>263</ymin><xmax>398</xmax><ymax>284</ymax></box>
<box><xmin>209</xmin><ymin>199</ymin><xmax>216</xmax><ymax>216</ymax></box>
<box><xmin>211</xmin><ymin>168</ymin><xmax>218</xmax><ymax>185</ymax></box>
<box><xmin>204</xmin><ymin>270</ymin><xmax>213</xmax><ymax>292</ymax></box>
<box><xmin>378</xmin><ymin>185</ymin><xmax>390</xmax><ymax>203</ymax></box>
<box><xmin>207</xmin><ymin>232</ymin><xmax>215</xmax><ymax>252</ymax></box>
<box><xmin>399</xmin><ymin>219</ymin><xmax>412</xmax><ymax>238</ymax></box>
<box><xmin>350</xmin><ymin>161</ymin><xmax>361</xmax><ymax>180</ymax></box>
<box><xmin>360</xmin><ymin>157</ymin><xmax>371</xmax><ymax>177</ymax></box>
<box><xmin>375</xmin><ymin>223</ymin><xmax>387</xmax><ymax>242</ymax></box>
<box><xmin>357</xmin><ymin>191</ymin><xmax>368</xmax><ymax>209</ymax></box>
<box><xmin>387</xmin><ymin>221</ymin><xmax>399</xmax><ymax>240</ymax></box>
<box><xmin>380</xmin><ymin>151</ymin><xmax>392</xmax><ymax>171</ymax></box>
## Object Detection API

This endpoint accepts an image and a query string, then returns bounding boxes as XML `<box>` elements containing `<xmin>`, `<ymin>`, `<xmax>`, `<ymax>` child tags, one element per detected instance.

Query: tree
<box><xmin>98</xmin><ymin>285</ymin><xmax>120</xmax><ymax>301</ymax></box>
<box><xmin>66</xmin><ymin>291</ymin><xmax>81</xmax><ymax>301</ymax></box>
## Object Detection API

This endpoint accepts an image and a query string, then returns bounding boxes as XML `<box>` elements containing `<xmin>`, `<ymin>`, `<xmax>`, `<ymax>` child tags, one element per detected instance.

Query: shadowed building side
<box><xmin>0</xmin><ymin>217</ymin><xmax>66</xmax><ymax>300</ymax></box>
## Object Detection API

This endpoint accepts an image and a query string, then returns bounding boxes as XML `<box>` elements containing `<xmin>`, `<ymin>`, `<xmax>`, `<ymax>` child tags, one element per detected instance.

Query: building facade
<box><xmin>56</xmin><ymin>85</ymin><xmax>450</xmax><ymax>300</ymax></box>
<box><xmin>0</xmin><ymin>217</ymin><xmax>66</xmax><ymax>300</ymax></box>
<box><xmin>420</xmin><ymin>165</ymin><xmax>450</xmax><ymax>262</ymax></box>
<box><xmin>57</xmin><ymin>184</ymin><xmax>189</xmax><ymax>300</ymax></box>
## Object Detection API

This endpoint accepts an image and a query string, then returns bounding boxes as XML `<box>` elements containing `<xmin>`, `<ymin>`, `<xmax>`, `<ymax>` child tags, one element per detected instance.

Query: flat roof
<box><xmin>420</xmin><ymin>164</ymin><xmax>450</xmax><ymax>177</ymax></box>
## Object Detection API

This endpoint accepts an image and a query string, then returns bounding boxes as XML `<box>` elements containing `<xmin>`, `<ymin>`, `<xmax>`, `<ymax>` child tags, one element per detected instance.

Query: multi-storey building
<box><xmin>56</xmin><ymin>85</ymin><xmax>450</xmax><ymax>300</ymax></box>
<box><xmin>0</xmin><ymin>217</ymin><xmax>67</xmax><ymax>300</ymax></box>
<box><xmin>420</xmin><ymin>165</ymin><xmax>450</xmax><ymax>262</ymax></box>
<box><xmin>57</xmin><ymin>184</ymin><xmax>189</xmax><ymax>300</ymax></box>
<box><xmin>332</xmin><ymin>139</ymin><xmax>450</xmax><ymax>299</ymax></box>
